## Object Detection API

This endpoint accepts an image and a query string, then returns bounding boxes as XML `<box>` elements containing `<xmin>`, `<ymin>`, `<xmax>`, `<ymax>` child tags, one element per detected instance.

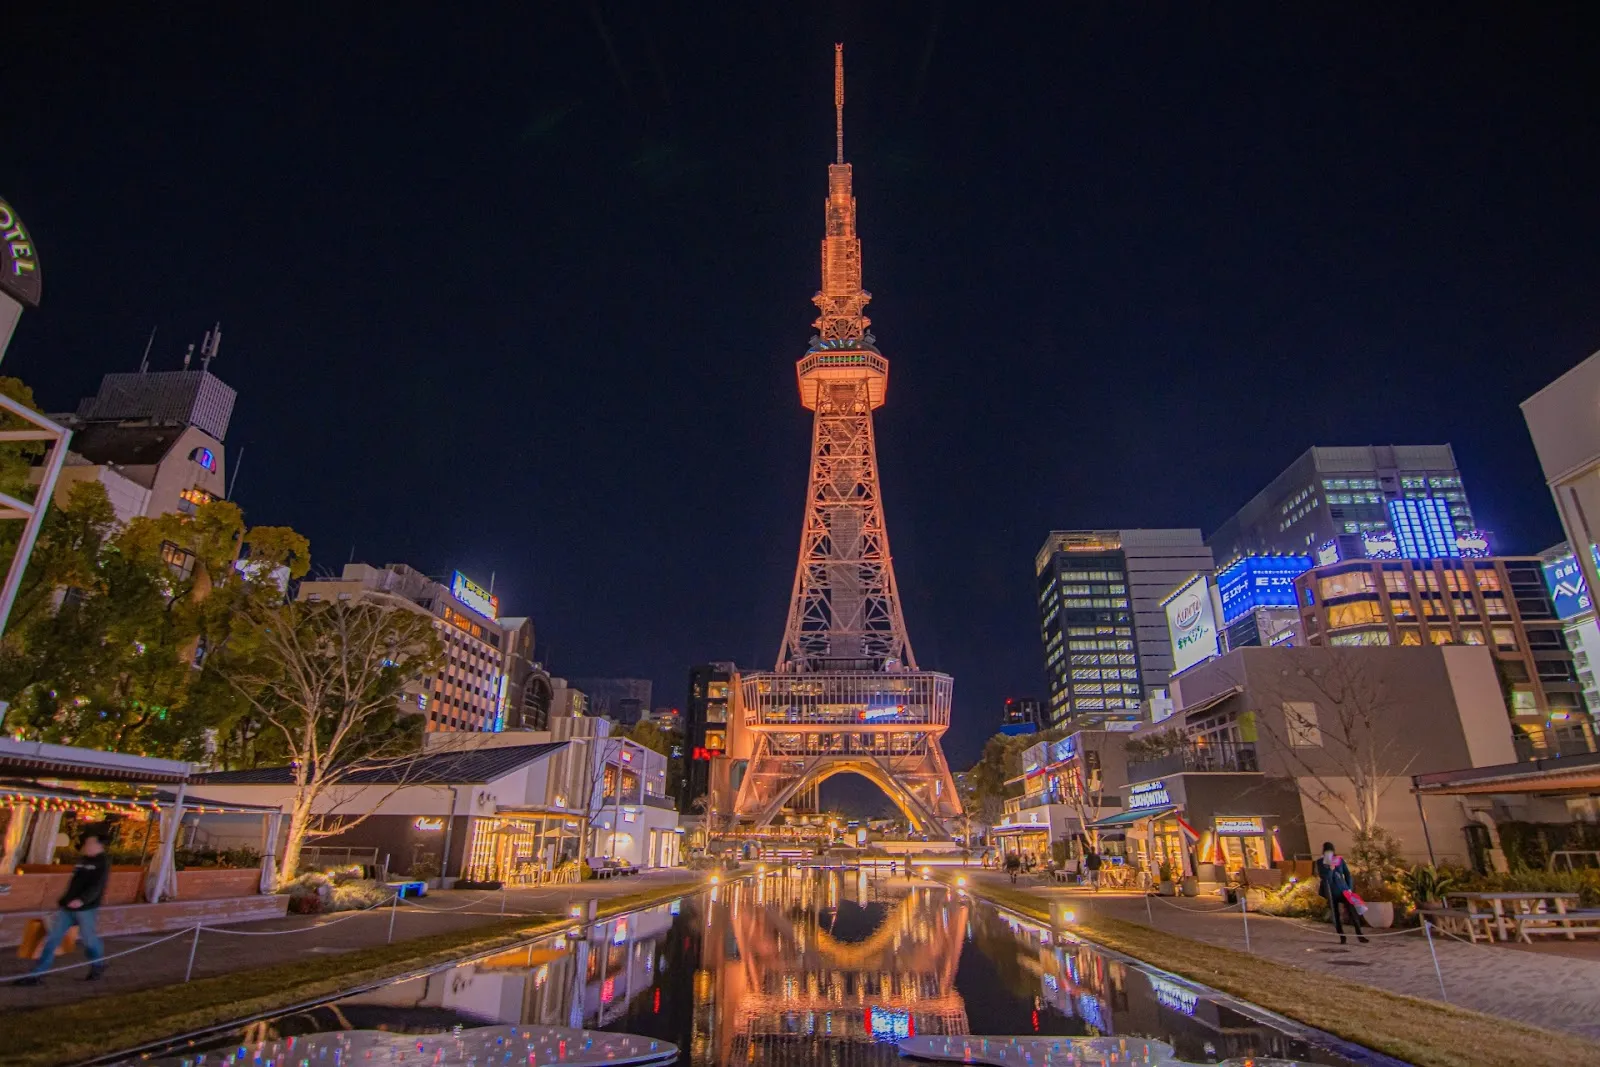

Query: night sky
<box><xmin>7</xmin><ymin>6</ymin><xmax>1600</xmax><ymax>768</ymax></box>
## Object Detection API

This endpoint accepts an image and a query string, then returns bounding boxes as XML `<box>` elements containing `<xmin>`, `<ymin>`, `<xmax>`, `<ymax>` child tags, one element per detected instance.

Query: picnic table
<box><xmin>1443</xmin><ymin>891</ymin><xmax>1592</xmax><ymax>943</ymax></box>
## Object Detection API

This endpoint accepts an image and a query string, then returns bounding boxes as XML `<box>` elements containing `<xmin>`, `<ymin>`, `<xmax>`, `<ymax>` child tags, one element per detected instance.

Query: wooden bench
<box><xmin>1419</xmin><ymin>906</ymin><xmax>1496</xmax><ymax>944</ymax></box>
<box><xmin>1514</xmin><ymin>909</ymin><xmax>1600</xmax><ymax>941</ymax></box>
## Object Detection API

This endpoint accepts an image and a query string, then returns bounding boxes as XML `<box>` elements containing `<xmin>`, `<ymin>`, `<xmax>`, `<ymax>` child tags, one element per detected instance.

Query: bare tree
<box><xmin>224</xmin><ymin>595</ymin><xmax>442</xmax><ymax>883</ymax></box>
<box><xmin>571</xmin><ymin>731</ymin><xmax>626</xmax><ymax>866</ymax></box>
<box><xmin>1254</xmin><ymin>649</ymin><xmax>1417</xmax><ymax>851</ymax></box>
<box><xmin>1060</xmin><ymin>747</ymin><xmax>1108</xmax><ymax>852</ymax></box>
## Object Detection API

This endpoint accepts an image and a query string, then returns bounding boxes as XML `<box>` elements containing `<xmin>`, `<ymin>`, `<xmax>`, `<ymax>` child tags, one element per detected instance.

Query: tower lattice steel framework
<box><xmin>730</xmin><ymin>45</ymin><xmax>963</xmax><ymax>836</ymax></box>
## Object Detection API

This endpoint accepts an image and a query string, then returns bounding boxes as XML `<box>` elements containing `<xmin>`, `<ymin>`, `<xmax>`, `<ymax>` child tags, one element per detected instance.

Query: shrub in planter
<box><xmin>288</xmin><ymin>893</ymin><xmax>324</xmax><ymax>914</ymax></box>
<box><xmin>329</xmin><ymin>879</ymin><xmax>391</xmax><ymax>911</ymax></box>
<box><xmin>1257</xmin><ymin>879</ymin><xmax>1330</xmax><ymax>920</ymax></box>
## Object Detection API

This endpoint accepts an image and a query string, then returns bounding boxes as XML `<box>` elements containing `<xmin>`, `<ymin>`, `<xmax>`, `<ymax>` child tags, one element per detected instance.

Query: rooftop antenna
<box><xmin>182</xmin><ymin>343</ymin><xmax>194</xmax><ymax>371</ymax></box>
<box><xmin>200</xmin><ymin>321</ymin><xmax>222</xmax><ymax>372</ymax></box>
<box><xmin>139</xmin><ymin>327</ymin><xmax>156</xmax><ymax>374</ymax></box>
<box><xmin>834</xmin><ymin>42</ymin><xmax>845</xmax><ymax>164</ymax></box>
<box><xmin>489</xmin><ymin>571</ymin><xmax>496</xmax><ymax>594</ymax></box>
<box><xmin>226</xmin><ymin>446</ymin><xmax>244</xmax><ymax>499</ymax></box>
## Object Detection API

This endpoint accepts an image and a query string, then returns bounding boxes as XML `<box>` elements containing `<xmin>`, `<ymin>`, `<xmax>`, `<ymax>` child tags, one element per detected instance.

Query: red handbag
<box><xmin>1342</xmin><ymin>889</ymin><xmax>1369</xmax><ymax>916</ymax></box>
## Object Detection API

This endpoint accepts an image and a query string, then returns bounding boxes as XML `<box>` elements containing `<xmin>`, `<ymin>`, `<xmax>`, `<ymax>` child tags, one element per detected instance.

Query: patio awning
<box><xmin>1089</xmin><ymin>806</ymin><xmax>1175</xmax><ymax>829</ymax></box>
<box><xmin>0</xmin><ymin>780</ymin><xmax>163</xmax><ymax>814</ymax></box>
<box><xmin>993</xmin><ymin>822</ymin><xmax>1050</xmax><ymax>835</ymax></box>
<box><xmin>153</xmin><ymin>789</ymin><xmax>285</xmax><ymax>815</ymax></box>
<box><xmin>0</xmin><ymin>738</ymin><xmax>191</xmax><ymax>784</ymax></box>
<box><xmin>1412</xmin><ymin>751</ymin><xmax>1600</xmax><ymax>796</ymax></box>
<box><xmin>1174</xmin><ymin>685</ymin><xmax>1244</xmax><ymax>721</ymax></box>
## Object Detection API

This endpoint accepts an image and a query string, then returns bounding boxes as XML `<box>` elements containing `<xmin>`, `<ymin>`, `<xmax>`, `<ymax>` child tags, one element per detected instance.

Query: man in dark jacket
<box><xmin>1313</xmin><ymin>840</ymin><xmax>1368</xmax><ymax>944</ymax></box>
<box><xmin>18</xmin><ymin>828</ymin><xmax>111</xmax><ymax>984</ymax></box>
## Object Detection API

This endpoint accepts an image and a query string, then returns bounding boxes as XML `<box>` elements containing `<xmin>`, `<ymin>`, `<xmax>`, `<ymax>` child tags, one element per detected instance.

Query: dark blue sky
<box><xmin>5</xmin><ymin>6</ymin><xmax>1600</xmax><ymax>766</ymax></box>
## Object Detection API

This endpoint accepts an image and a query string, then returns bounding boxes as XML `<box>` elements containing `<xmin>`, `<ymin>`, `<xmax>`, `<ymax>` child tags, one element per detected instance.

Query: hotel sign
<box><xmin>451</xmin><ymin>570</ymin><xmax>499</xmax><ymax>620</ymax></box>
<box><xmin>0</xmin><ymin>198</ymin><xmax>40</xmax><ymax>308</ymax></box>
<box><xmin>1213</xmin><ymin>816</ymin><xmax>1265</xmax><ymax>835</ymax></box>
<box><xmin>1128</xmin><ymin>781</ymin><xmax>1172</xmax><ymax>811</ymax></box>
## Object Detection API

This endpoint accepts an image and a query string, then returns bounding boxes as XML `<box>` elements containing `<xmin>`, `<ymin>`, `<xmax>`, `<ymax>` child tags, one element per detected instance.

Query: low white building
<box><xmin>192</xmin><ymin>723</ymin><xmax>680</xmax><ymax>881</ymax></box>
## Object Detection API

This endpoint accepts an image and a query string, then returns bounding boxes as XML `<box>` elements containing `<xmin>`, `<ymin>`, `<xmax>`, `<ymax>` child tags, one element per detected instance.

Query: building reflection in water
<box><xmin>223</xmin><ymin>872</ymin><xmax>1354</xmax><ymax>1067</ymax></box>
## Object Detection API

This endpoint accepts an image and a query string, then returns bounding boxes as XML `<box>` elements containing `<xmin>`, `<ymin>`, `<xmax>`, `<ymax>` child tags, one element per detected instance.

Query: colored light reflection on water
<box><xmin>158</xmin><ymin>870</ymin><xmax>1376</xmax><ymax>1066</ymax></box>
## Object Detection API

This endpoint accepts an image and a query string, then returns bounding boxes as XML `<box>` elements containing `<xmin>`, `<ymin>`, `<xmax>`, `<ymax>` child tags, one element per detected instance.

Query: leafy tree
<box><xmin>221</xmin><ymin>595</ymin><xmax>442</xmax><ymax>882</ymax></box>
<box><xmin>0</xmin><ymin>485</ymin><xmax>308</xmax><ymax>760</ymax></box>
<box><xmin>623</xmin><ymin>717</ymin><xmax>671</xmax><ymax>756</ymax></box>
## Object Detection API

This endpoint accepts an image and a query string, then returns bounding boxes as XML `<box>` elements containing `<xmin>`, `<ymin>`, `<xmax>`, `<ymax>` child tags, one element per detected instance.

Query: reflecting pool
<box><xmin>145</xmin><ymin>869</ymin><xmax>1392</xmax><ymax>1066</ymax></box>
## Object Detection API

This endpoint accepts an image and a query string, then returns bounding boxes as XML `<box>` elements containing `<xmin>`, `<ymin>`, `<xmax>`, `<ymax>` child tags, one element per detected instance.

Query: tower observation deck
<box><xmin>727</xmin><ymin>45</ymin><xmax>963</xmax><ymax>837</ymax></box>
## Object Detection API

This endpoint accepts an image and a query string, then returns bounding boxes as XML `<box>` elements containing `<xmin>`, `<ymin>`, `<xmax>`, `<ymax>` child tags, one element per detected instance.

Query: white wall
<box><xmin>1294</xmin><ymin>775</ymin><xmax>1469</xmax><ymax>867</ymax></box>
<box><xmin>1440</xmin><ymin>645</ymin><xmax>1518</xmax><ymax>768</ymax></box>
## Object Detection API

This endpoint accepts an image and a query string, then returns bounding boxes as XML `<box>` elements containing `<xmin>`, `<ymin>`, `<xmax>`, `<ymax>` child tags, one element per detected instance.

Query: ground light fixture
<box><xmin>569</xmin><ymin>904</ymin><xmax>585</xmax><ymax>919</ymax></box>
<box><xmin>710</xmin><ymin>875</ymin><xmax>720</xmax><ymax>885</ymax></box>
<box><xmin>955</xmin><ymin>876</ymin><xmax>966</xmax><ymax>887</ymax></box>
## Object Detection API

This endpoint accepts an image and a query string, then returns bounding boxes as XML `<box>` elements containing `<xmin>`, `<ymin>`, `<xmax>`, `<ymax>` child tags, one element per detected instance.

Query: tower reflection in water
<box><xmin>689</xmin><ymin>869</ymin><xmax>970</xmax><ymax>1064</ymax></box>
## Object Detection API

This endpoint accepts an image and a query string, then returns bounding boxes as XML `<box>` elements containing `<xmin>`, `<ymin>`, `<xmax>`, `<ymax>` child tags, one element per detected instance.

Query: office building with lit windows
<box><xmin>683</xmin><ymin>662</ymin><xmax>736</xmax><ymax>806</ymax></box>
<box><xmin>298</xmin><ymin>563</ymin><xmax>517</xmax><ymax>734</ymax></box>
<box><xmin>1294</xmin><ymin>557</ymin><xmax>1593</xmax><ymax>757</ymax></box>
<box><xmin>1207</xmin><ymin>445</ymin><xmax>1481</xmax><ymax>565</ymax></box>
<box><xmin>1036</xmin><ymin>530</ymin><xmax>1213</xmax><ymax>730</ymax></box>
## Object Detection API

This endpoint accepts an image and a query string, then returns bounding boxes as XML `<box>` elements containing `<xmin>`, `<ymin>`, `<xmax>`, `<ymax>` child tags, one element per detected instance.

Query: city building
<box><xmin>993</xmin><ymin>730</ymin><xmax>1129</xmax><ymax>860</ymax></box>
<box><xmin>497</xmin><ymin>617</ymin><xmax>552</xmax><ymax>731</ymax></box>
<box><xmin>193</xmin><ymin>724</ymin><xmax>680</xmax><ymax>876</ymax></box>
<box><xmin>1539</xmin><ymin>542</ymin><xmax>1600</xmax><ymax>716</ymax></box>
<box><xmin>1293</xmin><ymin>557</ymin><xmax>1592</xmax><ymax>757</ymax></box>
<box><xmin>547</xmin><ymin>678</ymin><xmax>589</xmax><ymax>720</ymax></box>
<box><xmin>568</xmin><ymin>677</ymin><xmax>652</xmax><ymax>724</ymax></box>
<box><xmin>1523</xmin><ymin>351</ymin><xmax>1600</xmax><ymax>648</ymax></box>
<box><xmin>1207</xmin><ymin>445</ymin><xmax>1480</xmax><ymax>565</ymax></box>
<box><xmin>1036</xmin><ymin>530</ymin><xmax>1214</xmax><ymax>730</ymax></box>
<box><xmin>50</xmin><ymin>335</ymin><xmax>234</xmax><ymax>524</ymax></box>
<box><xmin>1118</xmin><ymin>645</ymin><xmax>1517</xmax><ymax>876</ymax></box>
<box><xmin>298</xmin><ymin>563</ymin><xmax>516</xmax><ymax>733</ymax></box>
<box><xmin>684</xmin><ymin>663</ymin><xmax>735</xmax><ymax>809</ymax></box>
<box><xmin>998</xmin><ymin>697</ymin><xmax>1044</xmax><ymax>736</ymax></box>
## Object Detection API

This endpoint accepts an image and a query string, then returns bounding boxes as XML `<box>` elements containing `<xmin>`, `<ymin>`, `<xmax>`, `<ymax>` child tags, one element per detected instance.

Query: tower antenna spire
<box><xmin>834</xmin><ymin>43</ymin><xmax>845</xmax><ymax>164</ymax></box>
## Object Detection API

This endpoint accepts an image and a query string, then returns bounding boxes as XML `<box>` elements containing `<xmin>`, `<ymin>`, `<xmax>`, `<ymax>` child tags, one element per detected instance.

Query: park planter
<box><xmin>1363</xmin><ymin>901</ymin><xmax>1395</xmax><ymax>928</ymax></box>
<box><xmin>175</xmin><ymin>868</ymin><xmax>260</xmax><ymax>900</ymax></box>
<box><xmin>1180</xmin><ymin>876</ymin><xmax>1199</xmax><ymax>897</ymax></box>
<box><xmin>1158</xmin><ymin>879</ymin><xmax>1176</xmax><ymax>897</ymax></box>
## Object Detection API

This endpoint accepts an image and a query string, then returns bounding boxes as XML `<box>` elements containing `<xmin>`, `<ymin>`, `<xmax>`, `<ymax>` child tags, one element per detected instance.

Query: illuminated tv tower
<box><xmin>729</xmin><ymin>45</ymin><xmax>962</xmax><ymax>835</ymax></box>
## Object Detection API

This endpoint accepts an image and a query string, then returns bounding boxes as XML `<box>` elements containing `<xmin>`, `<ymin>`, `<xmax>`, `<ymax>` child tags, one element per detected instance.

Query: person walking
<box><xmin>1313</xmin><ymin>840</ymin><xmax>1368</xmax><ymax>944</ymax></box>
<box><xmin>17</xmin><ymin>827</ymin><xmax>111</xmax><ymax>984</ymax></box>
<box><xmin>1084</xmin><ymin>848</ymin><xmax>1103</xmax><ymax>892</ymax></box>
<box><xmin>1004</xmin><ymin>852</ymin><xmax>1021</xmax><ymax>884</ymax></box>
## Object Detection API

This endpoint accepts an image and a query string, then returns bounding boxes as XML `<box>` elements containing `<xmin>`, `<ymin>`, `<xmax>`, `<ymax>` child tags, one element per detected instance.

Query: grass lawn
<box><xmin>0</xmin><ymin>876</ymin><xmax>703</xmax><ymax>1067</ymax></box>
<box><xmin>955</xmin><ymin>878</ymin><xmax>1600</xmax><ymax>1067</ymax></box>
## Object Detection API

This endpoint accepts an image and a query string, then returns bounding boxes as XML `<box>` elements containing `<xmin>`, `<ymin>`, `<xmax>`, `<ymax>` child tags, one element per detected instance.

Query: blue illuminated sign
<box><xmin>1387</xmin><ymin>499</ymin><xmax>1459</xmax><ymax>559</ymax></box>
<box><xmin>1216</xmin><ymin>555</ymin><xmax>1314</xmax><ymax>624</ymax></box>
<box><xmin>1544</xmin><ymin>546</ymin><xmax>1600</xmax><ymax>620</ymax></box>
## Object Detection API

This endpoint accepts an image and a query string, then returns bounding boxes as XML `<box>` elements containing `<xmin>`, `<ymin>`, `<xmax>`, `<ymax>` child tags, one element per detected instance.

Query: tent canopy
<box><xmin>1089</xmin><ymin>806</ymin><xmax>1175</xmax><ymax>829</ymax></box>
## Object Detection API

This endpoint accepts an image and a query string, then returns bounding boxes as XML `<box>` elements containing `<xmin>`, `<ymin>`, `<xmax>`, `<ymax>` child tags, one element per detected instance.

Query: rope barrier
<box><xmin>0</xmin><ymin>922</ymin><xmax>198</xmax><ymax>982</ymax></box>
<box><xmin>397</xmin><ymin>891</ymin><xmax>497</xmax><ymax>912</ymax></box>
<box><xmin>1146</xmin><ymin>893</ymin><xmax>1241</xmax><ymax>914</ymax></box>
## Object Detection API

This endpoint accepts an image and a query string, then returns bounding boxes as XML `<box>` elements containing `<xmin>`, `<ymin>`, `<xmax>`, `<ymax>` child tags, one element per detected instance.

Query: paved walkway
<box><xmin>0</xmin><ymin>870</ymin><xmax>701</xmax><ymax>1012</ymax></box>
<box><xmin>971</xmin><ymin>871</ymin><xmax>1600</xmax><ymax>1040</ymax></box>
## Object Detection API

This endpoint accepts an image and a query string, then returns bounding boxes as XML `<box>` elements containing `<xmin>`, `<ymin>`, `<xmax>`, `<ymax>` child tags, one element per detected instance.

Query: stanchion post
<box><xmin>184</xmin><ymin>924</ymin><xmax>201</xmax><ymax>982</ymax></box>
<box><xmin>1240</xmin><ymin>890</ymin><xmax>1251</xmax><ymax>952</ymax></box>
<box><xmin>500</xmin><ymin>885</ymin><xmax>507</xmax><ymax>915</ymax></box>
<box><xmin>1144</xmin><ymin>890</ymin><xmax>1154</xmax><ymax>925</ymax></box>
<box><xmin>1422</xmin><ymin>919</ymin><xmax>1447</xmax><ymax>1001</ymax></box>
<box><xmin>388</xmin><ymin>891</ymin><xmax>399</xmax><ymax>944</ymax></box>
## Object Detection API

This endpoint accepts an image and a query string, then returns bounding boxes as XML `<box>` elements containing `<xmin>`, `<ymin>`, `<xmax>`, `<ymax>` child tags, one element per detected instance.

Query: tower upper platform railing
<box><xmin>741</xmin><ymin>669</ymin><xmax>951</xmax><ymax>728</ymax></box>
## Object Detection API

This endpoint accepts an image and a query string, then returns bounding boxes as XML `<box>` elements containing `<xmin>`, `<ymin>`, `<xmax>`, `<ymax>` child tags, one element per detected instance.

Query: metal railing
<box><xmin>1127</xmin><ymin>741</ymin><xmax>1258</xmax><ymax>784</ymax></box>
<box><xmin>1514</xmin><ymin>734</ymin><xmax>1597</xmax><ymax>761</ymax></box>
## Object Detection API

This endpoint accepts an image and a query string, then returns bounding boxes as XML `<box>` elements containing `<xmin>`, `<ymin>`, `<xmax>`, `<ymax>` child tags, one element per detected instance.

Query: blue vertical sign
<box><xmin>1544</xmin><ymin>546</ymin><xmax>1600</xmax><ymax>620</ymax></box>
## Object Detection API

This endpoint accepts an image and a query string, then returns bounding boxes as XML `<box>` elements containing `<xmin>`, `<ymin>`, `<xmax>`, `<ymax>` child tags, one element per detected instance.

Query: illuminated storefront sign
<box><xmin>1163</xmin><ymin>574</ymin><xmax>1220</xmax><ymax>675</ymax></box>
<box><xmin>1216</xmin><ymin>555</ymin><xmax>1315</xmax><ymax>624</ymax></box>
<box><xmin>441</xmin><ymin>605</ymin><xmax>483</xmax><ymax>638</ymax></box>
<box><xmin>1316</xmin><ymin>540</ymin><xmax>1340</xmax><ymax>566</ymax></box>
<box><xmin>1545</xmin><ymin>546</ymin><xmax>1600</xmax><ymax>620</ymax></box>
<box><xmin>1213</xmin><ymin>816</ymin><xmax>1265</xmax><ymax>835</ymax></box>
<box><xmin>1128</xmin><ymin>781</ymin><xmax>1172</xmax><ymax>811</ymax></box>
<box><xmin>865</xmin><ymin>1007</ymin><xmax>912</xmax><ymax>1041</ymax></box>
<box><xmin>0</xmin><ymin>198</ymin><xmax>41</xmax><ymax>308</ymax></box>
<box><xmin>1455</xmin><ymin>529</ymin><xmax>1492</xmax><ymax>557</ymax></box>
<box><xmin>1050</xmin><ymin>735</ymin><xmax>1076</xmax><ymax>763</ymax></box>
<box><xmin>414</xmin><ymin>816</ymin><xmax>445</xmax><ymax>831</ymax></box>
<box><xmin>692</xmin><ymin>746</ymin><xmax>722</xmax><ymax>760</ymax></box>
<box><xmin>450</xmin><ymin>570</ymin><xmax>499</xmax><ymax>620</ymax></box>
